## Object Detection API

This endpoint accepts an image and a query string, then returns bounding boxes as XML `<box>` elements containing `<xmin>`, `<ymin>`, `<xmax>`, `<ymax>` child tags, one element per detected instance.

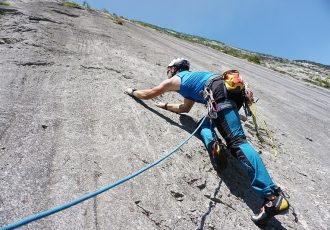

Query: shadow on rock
<box><xmin>133</xmin><ymin>98</ymin><xmax>200</xmax><ymax>135</ymax></box>
<box><xmin>219</xmin><ymin>155</ymin><xmax>261</xmax><ymax>211</ymax></box>
<box><xmin>197</xmin><ymin>180</ymin><xmax>223</xmax><ymax>230</ymax></box>
<box><xmin>211</xmin><ymin>151</ymin><xmax>287</xmax><ymax>229</ymax></box>
<box><xmin>179</xmin><ymin>114</ymin><xmax>204</xmax><ymax>142</ymax></box>
<box><xmin>260</xmin><ymin>219</ymin><xmax>287</xmax><ymax>230</ymax></box>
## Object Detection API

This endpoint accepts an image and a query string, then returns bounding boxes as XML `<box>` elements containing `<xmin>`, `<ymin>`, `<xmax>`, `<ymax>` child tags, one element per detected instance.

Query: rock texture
<box><xmin>0</xmin><ymin>1</ymin><xmax>329</xmax><ymax>229</ymax></box>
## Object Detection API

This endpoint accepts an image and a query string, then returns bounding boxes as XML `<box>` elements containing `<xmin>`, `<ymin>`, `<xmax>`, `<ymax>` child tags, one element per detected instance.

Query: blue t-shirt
<box><xmin>176</xmin><ymin>71</ymin><xmax>215</xmax><ymax>103</ymax></box>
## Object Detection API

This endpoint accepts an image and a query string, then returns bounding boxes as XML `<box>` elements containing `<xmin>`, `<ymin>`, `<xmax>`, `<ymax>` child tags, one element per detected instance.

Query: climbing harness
<box><xmin>201</xmin><ymin>87</ymin><xmax>219</xmax><ymax>119</ymax></box>
<box><xmin>206</xmin><ymin>87</ymin><xmax>219</xmax><ymax>119</ymax></box>
<box><xmin>1</xmin><ymin>116</ymin><xmax>206</xmax><ymax>230</ymax></box>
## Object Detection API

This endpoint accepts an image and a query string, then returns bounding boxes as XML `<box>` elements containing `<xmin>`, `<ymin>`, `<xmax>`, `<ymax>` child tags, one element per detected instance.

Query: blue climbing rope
<box><xmin>1</xmin><ymin>116</ymin><xmax>206</xmax><ymax>230</ymax></box>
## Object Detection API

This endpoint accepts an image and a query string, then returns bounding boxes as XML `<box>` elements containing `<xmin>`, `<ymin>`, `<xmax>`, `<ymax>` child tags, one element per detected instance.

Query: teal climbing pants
<box><xmin>199</xmin><ymin>103</ymin><xmax>278</xmax><ymax>198</ymax></box>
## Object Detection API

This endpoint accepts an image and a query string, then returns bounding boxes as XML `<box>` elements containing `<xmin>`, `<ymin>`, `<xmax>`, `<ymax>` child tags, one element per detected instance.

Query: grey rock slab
<box><xmin>0</xmin><ymin>0</ymin><xmax>329</xmax><ymax>229</ymax></box>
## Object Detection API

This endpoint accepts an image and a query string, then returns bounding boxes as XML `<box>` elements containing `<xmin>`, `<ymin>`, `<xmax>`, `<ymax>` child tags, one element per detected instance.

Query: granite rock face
<box><xmin>0</xmin><ymin>1</ymin><xmax>329</xmax><ymax>229</ymax></box>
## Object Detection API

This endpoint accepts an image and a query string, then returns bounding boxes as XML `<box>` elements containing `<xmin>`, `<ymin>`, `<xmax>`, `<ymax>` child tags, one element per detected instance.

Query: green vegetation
<box><xmin>0</xmin><ymin>1</ymin><xmax>10</xmax><ymax>6</ymax></box>
<box><xmin>296</xmin><ymin>60</ymin><xmax>330</xmax><ymax>70</ymax></box>
<box><xmin>113</xmin><ymin>13</ymin><xmax>124</xmax><ymax>25</ymax></box>
<box><xmin>82</xmin><ymin>1</ymin><xmax>92</xmax><ymax>11</ymax></box>
<box><xmin>64</xmin><ymin>1</ymin><xmax>94</xmax><ymax>11</ymax></box>
<box><xmin>63</xmin><ymin>1</ymin><xmax>83</xmax><ymax>9</ymax></box>
<box><xmin>133</xmin><ymin>20</ymin><xmax>330</xmax><ymax>89</ymax></box>
<box><xmin>102</xmin><ymin>8</ymin><xmax>110</xmax><ymax>14</ymax></box>
<box><xmin>247</xmin><ymin>55</ymin><xmax>262</xmax><ymax>64</ymax></box>
<box><xmin>303</xmin><ymin>77</ymin><xmax>330</xmax><ymax>89</ymax></box>
<box><xmin>222</xmin><ymin>48</ymin><xmax>262</xmax><ymax>64</ymax></box>
<box><xmin>134</xmin><ymin>21</ymin><xmax>263</xmax><ymax>65</ymax></box>
<box><xmin>269</xmin><ymin>67</ymin><xmax>287</xmax><ymax>75</ymax></box>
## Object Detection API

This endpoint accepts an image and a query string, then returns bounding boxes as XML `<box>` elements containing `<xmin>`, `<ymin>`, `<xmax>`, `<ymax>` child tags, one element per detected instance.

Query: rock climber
<box><xmin>124</xmin><ymin>58</ymin><xmax>291</xmax><ymax>226</ymax></box>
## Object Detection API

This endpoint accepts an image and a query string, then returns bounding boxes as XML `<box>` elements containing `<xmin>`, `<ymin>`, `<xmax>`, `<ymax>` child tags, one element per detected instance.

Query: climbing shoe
<box><xmin>251</xmin><ymin>188</ymin><xmax>290</xmax><ymax>226</ymax></box>
<box><xmin>211</xmin><ymin>140</ymin><xmax>228</xmax><ymax>172</ymax></box>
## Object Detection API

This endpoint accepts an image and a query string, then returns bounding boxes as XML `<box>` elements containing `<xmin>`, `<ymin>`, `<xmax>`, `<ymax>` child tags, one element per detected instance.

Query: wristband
<box><xmin>164</xmin><ymin>103</ymin><xmax>168</xmax><ymax>110</ymax></box>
